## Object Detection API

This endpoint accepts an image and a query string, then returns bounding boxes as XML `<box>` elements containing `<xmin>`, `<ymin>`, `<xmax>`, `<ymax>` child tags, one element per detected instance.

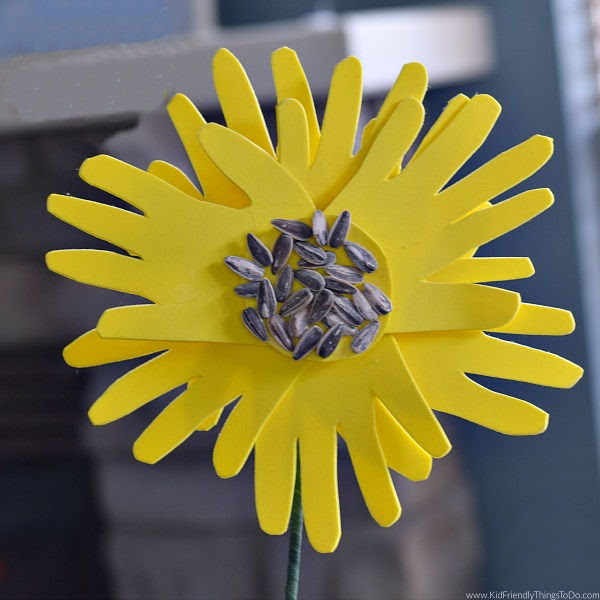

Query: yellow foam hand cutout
<box><xmin>396</xmin><ymin>331</ymin><xmax>582</xmax><ymax>436</ymax></box>
<box><xmin>48</xmin><ymin>144</ymin><xmax>314</xmax><ymax>343</ymax></box>
<box><xmin>324</xmin><ymin>97</ymin><xmax>556</xmax><ymax>333</ymax></box>
<box><xmin>166</xmin><ymin>47</ymin><xmax>428</xmax><ymax>211</ymax></box>
<box><xmin>46</xmin><ymin>48</ymin><xmax>582</xmax><ymax>554</ymax></box>
<box><xmin>254</xmin><ymin>335</ymin><xmax>446</xmax><ymax>552</ymax></box>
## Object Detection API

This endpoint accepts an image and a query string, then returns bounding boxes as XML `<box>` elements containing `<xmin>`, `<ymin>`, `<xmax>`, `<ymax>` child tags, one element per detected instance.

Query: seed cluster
<box><xmin>225</xmin><ymin>210</ymin><xmax>392</xmax><ymax>360</ymax></box>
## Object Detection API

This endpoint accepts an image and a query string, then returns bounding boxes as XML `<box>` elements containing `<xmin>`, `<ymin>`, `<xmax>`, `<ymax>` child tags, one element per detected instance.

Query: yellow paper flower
<box><xmin>46</xmin><ymin>48</ymin><xmax>582</xmax><ymax>553</ymax></box>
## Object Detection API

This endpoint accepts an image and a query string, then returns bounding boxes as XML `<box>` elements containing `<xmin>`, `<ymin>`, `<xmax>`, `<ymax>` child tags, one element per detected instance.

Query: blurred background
<box><xmin>1</xmin><ymin>0</ymin><xmax>600</xmax><ymax>598</ymax></box>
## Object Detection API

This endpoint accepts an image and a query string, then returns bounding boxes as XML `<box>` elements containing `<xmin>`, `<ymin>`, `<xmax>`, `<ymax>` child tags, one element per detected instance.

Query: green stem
<box><xmin>285</xmin><ymin>450</ymin><xmax>303</xmax><ymax>600</ymax></box>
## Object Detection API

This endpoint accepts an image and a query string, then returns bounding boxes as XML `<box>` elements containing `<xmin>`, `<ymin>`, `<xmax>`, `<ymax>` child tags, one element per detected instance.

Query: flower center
<box><xmin>225</xmin><ymin>210</ymin><xmax>392</xmax><ymax>362</ymax></box>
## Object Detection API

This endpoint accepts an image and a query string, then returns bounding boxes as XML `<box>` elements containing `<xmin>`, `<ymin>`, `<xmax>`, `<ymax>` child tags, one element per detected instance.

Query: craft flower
<box><xmin>46</xmin><ymin>48</ymin><xmax>582</xmax><ymax>553</ymax></box>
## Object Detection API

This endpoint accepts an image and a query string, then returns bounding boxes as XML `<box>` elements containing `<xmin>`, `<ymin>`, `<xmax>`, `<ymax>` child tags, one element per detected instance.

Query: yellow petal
<box><xmin>254</xmin><ymin>413</ymin><xmax>297</xmax><ymax>536</ymax></box>
<box><xmin>402</xmin><ymin>94</ymin><xmax>501</xmax><ymax>194</ymax></box>
<box><xmin>386</xmin><ymin>282</ymin><xmax>521</xmax><ymax>333</ymax></box>
<box><xmin>147</xmin><ymin>160</ymin><xmax>203</xmax><ymax>200</ymax></box>
<box><xmin>63</xmin><ymin>329</ymin><xmax>169</xmax><ymax>368</ymax></box>
<box><xmin>212</xmin><ymin>351</ymin><xmax>307</xmax><ymax>478</ymax></box>
<box><xmin>133</xmin><ymin>378</ymin><xmax>238</xmax><ymax>464</ymax></box>
<box><xmin>271</xmin><ymin>47</ymin><xmax>320</xmax><ymax>161</ymax></box>
<box><xmin>276</xmin><ymin>99</ymin><xmax>310</xmax><ymax>180</ymax></box>
<box><xmin>167</xmin><ymin>93</ymin><xmax>250</xmax><ymax>208</ymax></box>
<box><xmin>46</xmin><ymin>250</ymin><xmax>154</xmax><ymax>300</ymax></box>
<box><xmin>48</xmin><ymin>194</ymin><xmax>145</xmax><ymax>255</ymax></box>
<box><xmin>491</xmin><ymin>303</ymin><xmax>575</xmax><ymax>336</ymax></box>
<box><xmin>88</xmin><ymin>345</ymin><xmax>204</xmax><ymax>425</ymax></box>
<box><xmin>375</xmin><ymin>400</ymin><xmax>432</xmax><ymax>481</ymax></box>
<box><xmin>429</xmin><ymin>257</ymin><xmax>535</xmax><ymax>283</ymax></box>
<box><xmin>425</xmin><ymin>189</ymin><xmax>554</xmax><ymax>276</ymax></box>
<box><xmin>213</xmin><ymin>48</ymin><xmax>274</xmax><ymax>156</ymax></box>
<box><xmin>300</xmin><ymin>423</ymin><xmax>340</xmax><ymax>553</ymax></box>
<box><xmin>409</xmin><ymin>93</ymin><xmax>469</xmax><ymax>162</ymax></box>
<box><xmin>437</xmin><ymin>135</ymin><xmax>553</xmax><ymax>224</ymax></box>
<box><xmin>340</xmin><ymin>411</ymin><xmax>401</xmax><ymax>528</ymax></box>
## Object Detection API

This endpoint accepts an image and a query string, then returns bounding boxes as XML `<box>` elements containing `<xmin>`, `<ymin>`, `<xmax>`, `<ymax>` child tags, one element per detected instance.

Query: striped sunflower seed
<box><xmin>325</xmin><ymin>264</ymin><xmax>364</xmax><ymax>284</ymax></box>
<box><xmin>353</xmin><ymin>289</ymin><xmax>379</xmax><ymax>321</ymax></box>
<box><xmin>308</xmin><ymin>289</ymin><xmax>335</xmax><ymax>324</ymax></box>
<box><xmin>247</xmin><ymin>233</ymin><xmax>273</xmax><ymax>267</ymax></box>
<box><xmin>323</xmin><ymin>312</ymin><xmax>344</xmax><ymax>328</ymax></box>
<box><xmin>257</xmin><ymin>279</ymin><xmax>277</xmax><ymax>318</ymax></box>
<box><xmin>312</xmin><ymin>210</ymin><xmax>329</xmax><ymax>246</ymax></box>
<box><xmin>324</xmin><ymin>277</ymin><xmax>358</xmax><ymax>295</ymax></box>
<box><xmin>351</xmin><ymin>321</ymin><xmax>380</xmax><ymax>354</ymax></box>
<box><xmin>293</xmin><ymin>325</ymin><xmax>323</xmax><ymax>360</ymax></box>
<box><xmin>317</xmin><ymin>323</ymin><xmax>344</xmax><ymax>358</ymax></box>
<box><xmin>344</xmin><ymin>241</ymin><xmax>378</xmax><ymax>273</ymax></box>
<box><xmin>274</xmin><ymin>265</ymin><xmax>294</xmax><ymax>302</ymax></box>
<box><xmin>323</xmin><ymin>312</ymin><xmax>358</xmax><ymax>336</ymax></box>
<box><xmin>328</xmin><ymin>210</ymin><xmax>351</xmax><ymax>248</ymax></box>
<box><xmin>288</xmin><ymin>309</ymin><xmax>309</xmax><ymax>338</ymax></box>
<box><xmin>294</xmin><ymin>241</ymin><xmax>327</xmax><ymax>264</ymax></box>
<box><xmin>225</xmin><ymin>256</ymin><xmax>264</xmax><ymax>280</ymax></box>
<box><xmin>362</xmin><ymin>282</ymin><xmax>393</xmax><ymax>315</ymax></box>
<box><xmin>268</xmin><ymin>314</ymin><xmax>294</xmax><ymax>351</ymax></box>
<box><xmin>271</xmin><ymin>233</ymin><xmax>293</xmax><ymax>275</ymax></box>
<box><xmin>333</xmin><ymin>294</ymin><xmax>364</xmax><ymax>327</ymax></box>
<box><xmin>280</xmin><ymin>288</ymin><xmax>313</xmax><ymax>317</ymax></box>
<box><xmin>271</xmin><ymin>218</ymin><xmax>312</xmax><ymax>240</ymax></box>
<box><xmin>297</xmin><ymin>252</ymin><xmax>335</xmax><ymax>268</ymax></box>
<box><xmin>242</xmin><ymin>307</ymin><xmax>268</xmax><ymax>341</ymax></box>
<box><xmin>234</xmin><ymin>280</ymin><xmax>261</xmax><ymax>298</ymax></box>
<box><xmin>295</xmin><ymin>269</ymin><xmax>325</xmax><ymax>291</ymax></box>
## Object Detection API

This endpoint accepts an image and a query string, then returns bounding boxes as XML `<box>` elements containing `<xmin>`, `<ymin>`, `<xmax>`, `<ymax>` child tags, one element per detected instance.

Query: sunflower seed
<box><xmin>333</xmin><ymin>295</ymin><xmax>364</xmax><ymax>327</ymax></box>
<box><xmin>257</xmin><ymin>279</ymin><xmax>277</xmax><ymax>318</ymax></box>
<box><xmin>351</xmin><ymin>321</ymin><xmax>380</xmax><ymax>354</ymax></box>
<box><xmin>317</xmin><ymin>323</ymin><xmax>344</xmax><ymax>358</ymax></box>
<box><xmin>323</xmin><ymin>312</ymin><xmax>345</xmax><ymax>328</ymax></box>
<box><xmin>271</xmin><ymin>233</ymin><xmax>293</xmax><ymax>274</ymax></box>
<box><xmin>274</xmin><ymin>265</ymin><xmax>294</xmax><ymax>302</ymax></box>
<box><xmin>294</xmin><ymin>241</ymin><xmax>328</xmax><ymax>263</ymax></box>
<box><xmin>312</xmin><ymin>210</ymin><xmax>329</xmax><ymax>246</ymax></box>
<box><xmin>271</xmin><ymin>219</ymin><xmax>312</xmax><ymax>240</ymax></box>
<box><xmin>247</xmin><ymin>233</ymin><xmax>273</xmax><ymax>267</ymax></box>
<box><xmin>325</xmin><ymin>264</ymin><xmax>364</xmax><ymax>284</ymax></box>
<box><xmin>324</xmin><ymin>277</ymin><xmax>358</xmax><ymax>295</ymax></box>
<box><xmin>295</xmin><ymin>269</ymin><xmax>325</xmax><ymax>291</ymax></box>
<box><xmin>362</xmin><ymin>282</ymin><xmax>393</xmax><ymax>315</ymax></box>
<box><xmin>328</xmin><ymin>210</ymin><xmax>351</xmax><ymax>248</ymax></box>
<box><xmin>323</xmin><ymin>311</ymin><xmax>358</xmax><ymax>336</ymax></box>
<box><xmin>225</xmin><ymin>256</ymin><xmax>264</xmax><ymax>280</ymax></box>
<box><xmin>297</xmin><ymin>251</ymin><xmax>335</xmax><ymax>268</ymax></box>
<box><xmin>234</xmin><ymin>280</ymin><xmax>261</xmax><ymax>297</ymax></box>
<box><xmin>353</xmin><ymin>289</ymin><xmax>379</xmax><ymax>321</ymax></box>
<box><xmin>297</xmin><ymin>258</ymin><xmax>323</xmax><ymax>268</ymax></box>
<box><xmin>293</xmin><ymin>325</ymin><xmax>323</xmax><ymax>360</ymax></box>
<box><xmin>344</xmin><ymin>241</ymin><xmax>378</xmax><ymax>273</ymax></box>
<box><xmin>288</xmin><ymin>309</ymin><xmax>309</xmax><ymax>338</ymax></box>
<box><xmin>242</xmin><ymin>307</ymin><xmax>268</xmax><ymax>341</ymax></box>
<box><xmin>280</xmin><ymin>288</ymin><xmax>313</xmax><ymax>317</ymax></box>
<box><xmin>308</xmin><ymin>289</ymin><xmax>335</xmax><ymax>324</ymax></box>
<box><xmin>268</xmin><ymin>314</ymin><xmax>294</xmax><ymax>351</ymax></box>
